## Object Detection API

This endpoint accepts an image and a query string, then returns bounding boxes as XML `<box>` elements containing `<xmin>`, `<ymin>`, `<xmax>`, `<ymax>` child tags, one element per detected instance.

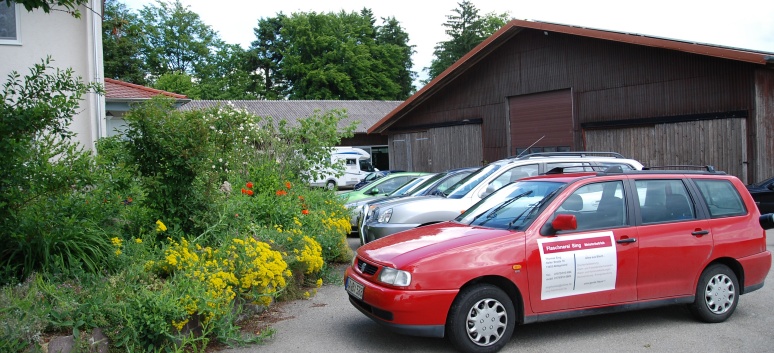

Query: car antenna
<box><xmin>515</xmin><ymin>136</ymin><xmax>545</xmax><ymax>158</ymax></box>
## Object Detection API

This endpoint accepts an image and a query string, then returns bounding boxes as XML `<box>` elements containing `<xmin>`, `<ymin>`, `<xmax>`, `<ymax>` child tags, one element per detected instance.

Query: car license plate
<box><xmin>346</xmin><ymin>277</ymin><xmax>365</xmax><ymax>300</ymax></box>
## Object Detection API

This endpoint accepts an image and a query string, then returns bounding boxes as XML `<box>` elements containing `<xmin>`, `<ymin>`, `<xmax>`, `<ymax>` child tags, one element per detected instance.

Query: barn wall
<box><xmin>386</xmin><ymin>29</ymin><xmax>763</xmax><ymax>178</ymax></box>
<box><xmin>753</xmin><ymin>69</ymin><xmax>774</xmax><ymax>183</ymax></box>
<box><xmin>585</xmin><ymin>118</ymin><xmax>747</xmax><ymax>181</ymax></box>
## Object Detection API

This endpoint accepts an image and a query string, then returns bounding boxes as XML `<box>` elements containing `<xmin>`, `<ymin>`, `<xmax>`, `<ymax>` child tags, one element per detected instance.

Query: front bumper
<box><xmin>344</xmin><ymin>266</ymin><xmax>456</xmax><ymax>338</ymax></box>
<box><xmin>362</xmin><ymin>222</ymin><xmax>419</xmax><ymax>244</ymax></box>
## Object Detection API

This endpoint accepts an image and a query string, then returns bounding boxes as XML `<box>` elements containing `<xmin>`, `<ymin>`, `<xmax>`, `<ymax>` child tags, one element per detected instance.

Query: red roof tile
<box><xmin>104</xmin><ymin>78</ymin><xmax>188</xmax><ymax>99</ymax></box>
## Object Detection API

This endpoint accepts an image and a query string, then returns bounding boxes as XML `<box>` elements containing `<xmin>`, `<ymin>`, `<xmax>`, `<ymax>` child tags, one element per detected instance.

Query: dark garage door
<box><xmin>509</xmin><ymin>89</ymin><xmax>574</xmax><ymax>155</ymax></box>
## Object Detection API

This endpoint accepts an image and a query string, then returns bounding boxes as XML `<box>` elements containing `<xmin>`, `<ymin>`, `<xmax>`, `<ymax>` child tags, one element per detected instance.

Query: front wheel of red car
<box><xmin>688</xmin><ymin>263</ymin><xmax>739</xmax><ymax>323</ymax></box>
<box><xmin>447</xmin><ymin>284</ymin><xmax>515</xmax><ymax>353</ymax></box>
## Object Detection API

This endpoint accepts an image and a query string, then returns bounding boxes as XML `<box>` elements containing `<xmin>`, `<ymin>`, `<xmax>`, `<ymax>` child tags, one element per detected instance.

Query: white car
<box><xmin>360</xmin><ymin>152</ymin><xmax>644</xmax><ymax>244</ymax></box>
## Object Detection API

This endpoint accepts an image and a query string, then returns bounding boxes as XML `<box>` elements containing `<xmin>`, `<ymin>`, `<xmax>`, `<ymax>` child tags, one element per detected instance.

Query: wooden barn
<box><xmin>369</xmin><ymin>20</ymin><xmax>774</xmax><ymax>184</ymax></box>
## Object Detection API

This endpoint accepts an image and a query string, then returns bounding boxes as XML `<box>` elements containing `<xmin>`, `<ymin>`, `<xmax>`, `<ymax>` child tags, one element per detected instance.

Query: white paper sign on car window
<box><xmin>538</xmin><ymin>232</ymin><xmax>617</xmax><ymax>300</ymax></box>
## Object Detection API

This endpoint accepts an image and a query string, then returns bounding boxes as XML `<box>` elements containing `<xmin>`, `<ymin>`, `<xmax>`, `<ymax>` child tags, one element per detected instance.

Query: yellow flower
<box><xmin>156</xmin><ymin>219</ymin><xmax>167</xmax><ymax>232</ymax></box>
<box><xmin>134</xmin><ymin>238</ymin><xmax>142</xmax><ymax>244</ymax></box>
<box><xmin>114</xmin><ymin>249</ymin><xmax>122</xmax><ymax>256</ymax></box>
<box><xmin>303</xmin><ymin>291</ymin><xmax>310</xmax><ymax>299</ymax></box>
<box><xmin>110</xmin><ymin>237</ymin><xmax>122</xmax><ymax>247</ymax></box>
<box><xmin>316</xmin><ymin>278</ymin><xmax>323</xmax><ymax>288</ymax></box>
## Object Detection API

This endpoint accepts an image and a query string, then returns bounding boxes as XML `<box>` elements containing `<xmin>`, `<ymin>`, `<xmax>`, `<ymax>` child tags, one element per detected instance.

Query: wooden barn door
<box><xmin>430</xmin><ymin>124</ymin><xmax>483</xmax><ymax>172</ymax></box>
<box><xmin>389</xmin><ymin>132</ymin><xmax>430</xmax><ymax>171</ymax></box>
<box><xmin>584</xmin><ymin>118</ymin><xmax>748</xmax><ymax>182</ymax></box>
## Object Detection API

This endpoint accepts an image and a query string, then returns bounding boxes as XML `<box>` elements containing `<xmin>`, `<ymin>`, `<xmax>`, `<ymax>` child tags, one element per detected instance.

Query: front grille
<box><xmin>356</xmin><ymin>258</ymin><xmax>378</xmax><ymax>275</ymax></box>
<box><xmin>349</xmin><ymin>296</ymin><xmax>394</xmax><ymax>321</ymax></box>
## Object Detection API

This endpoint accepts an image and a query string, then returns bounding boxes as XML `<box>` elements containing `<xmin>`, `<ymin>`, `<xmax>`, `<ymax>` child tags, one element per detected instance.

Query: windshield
<box><xmin>445</xmin><ymin>164</ymin><xmax>502</xmax><ymax>199</ymax></box>
<box><xmin>388</xmin><ymin>175</ymin><xmax>434</xmax><ymax>196</ymax></box>
<box><xmin>455</xmin><ymin>181</ymin><xmax>565</xmax><ymax>230</ymax></box>
<box><xmin>403</xmin><ymin>172</ymin><xmax>448</xmax><ymax>196</ymax></box>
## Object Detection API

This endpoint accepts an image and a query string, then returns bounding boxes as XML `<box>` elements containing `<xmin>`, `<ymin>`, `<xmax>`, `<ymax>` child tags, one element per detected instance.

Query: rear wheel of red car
<box><xmin>447</xmin><ymin>284</ymin><xmax>515</xmax><ymax>353</ymax></box>
<box><xmin>688</xmin><ymin>264</ymin><xmax>739</xmax><ymax>323</ymax></box>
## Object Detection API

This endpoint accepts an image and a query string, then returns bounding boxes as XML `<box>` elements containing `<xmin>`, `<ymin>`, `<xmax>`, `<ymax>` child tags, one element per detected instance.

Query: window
<box><xmin>545</xmin><ymin>162</ymin><xmax>593</xmax><ymax>173</ymax></box>
<box><xmin>487</xmin><ymin>164</ymin><xmax>539</xmax><ymax>192</ymax></box>
<box><xmin>636</xmin><ymin>179</ymin><xmax>695</xmax><ymax>223</ymax></box>
<box><xmin>694</xmin><ymin>179</ymin><xmax>746</xmax><ymax>218</ymax></box>
<box><xmin>0</xmin><ymin>1</ymin><xmax>20</xmax><ymax>45</ymax></box>
<box><xmin>554</xmin><ymin>181</ymin><xmax>626</xmax><ymax>231</ymax></box>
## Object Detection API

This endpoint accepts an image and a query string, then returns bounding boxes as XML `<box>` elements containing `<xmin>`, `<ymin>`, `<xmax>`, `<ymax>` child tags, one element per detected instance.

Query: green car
<box><xmin>340</xmin><ymin>172</ymin><xmax>431</xmax><ymax>204</ymax></box>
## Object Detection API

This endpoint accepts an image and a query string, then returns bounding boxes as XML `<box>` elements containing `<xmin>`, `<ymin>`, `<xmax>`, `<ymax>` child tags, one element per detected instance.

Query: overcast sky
<box><xmin>121</xmin><ymin>0</ymin><xmax>774</xmax><ymax>87</ymax></box>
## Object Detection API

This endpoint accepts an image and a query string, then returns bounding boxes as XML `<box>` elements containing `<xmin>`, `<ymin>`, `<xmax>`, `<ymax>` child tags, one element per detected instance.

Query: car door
<box><xmin>527</xmin><ymin>179</ymin><xmax>638</xmax><ymax>313</ymax></box>
<box><xmin>633</xmin><ymin>178</ymin><xmax>712</xmax><ymax>300</ymax></box>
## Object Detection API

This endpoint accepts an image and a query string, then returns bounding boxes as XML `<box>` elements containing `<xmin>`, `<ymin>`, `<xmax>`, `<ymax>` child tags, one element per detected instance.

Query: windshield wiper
<box><xmin>508</xmin><ymin>189</ymin><xmax>559</xmax><ymax>229</ymax></box>
<box><xmin>471</xmin><ymin>190</ymin><xmax>533</xmax><ymax>225</ymax></box>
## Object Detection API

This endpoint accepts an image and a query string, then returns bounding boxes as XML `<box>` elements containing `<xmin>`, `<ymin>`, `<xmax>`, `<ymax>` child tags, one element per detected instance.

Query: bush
<box><xmin>0</xmin><ymin>64</ymin><xmax>358</xmax><ymax>351</ymax></box>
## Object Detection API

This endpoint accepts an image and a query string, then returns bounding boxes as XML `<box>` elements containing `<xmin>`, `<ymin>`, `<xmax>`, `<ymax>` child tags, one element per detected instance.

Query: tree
<box><xmin>426</xmin><ymin>1</ymin><xmax>510</xmax><ymax>82</ymax></box>
<box><xmin>375</xmin><ymin>16</ymin><xmax>416</xmax><ymax>98</ymax></box>
<box><xmin>103</xmin><ymin>0</ymin><xmax>147</xmax><ymax>85</ymax></box>
<box><xmin>250</xmin><ymin>14</ymin><xmax>289</xmax><ymax>99</ymax></box>
<box><xmin>138</xmin><ymin>0</ymin><xmax>218</xmax><ymax>78</ymax></box>
<box><xmin>251</xmin><ymin>10</ymin><xmax>416</xmax><ymax>100</ymax></box>
<box><xmin>194</xmin><ymin>40</ymin><xmax>262</xmax><ymax>100</ymax></box>
<box><xmin>4</xmin><ymin>0</ymin><xmax>89</xmax><ymax>17</ymax></box>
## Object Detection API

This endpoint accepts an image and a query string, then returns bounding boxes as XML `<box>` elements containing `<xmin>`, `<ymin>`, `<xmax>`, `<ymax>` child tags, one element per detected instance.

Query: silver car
<box><xmin>360</xmin><ymin>152</ymin><xmax>644</xmax><ymax>243</ymax></box>
<box><xmin>354</xmin><ymin>167</ymin><xmax>477</xmax><ymax>241</ymax></box>
<box><xmin>345</xmin><ymin>173</ymin><xmax>437</xmax><ymax>233</ymax></box>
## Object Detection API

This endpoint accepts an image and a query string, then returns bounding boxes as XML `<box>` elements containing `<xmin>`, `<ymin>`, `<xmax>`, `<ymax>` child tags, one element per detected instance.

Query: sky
<box><xmin>120</xmin><ymin>0</ymin><xmax>774</xmax><ymax>87</ymax></box>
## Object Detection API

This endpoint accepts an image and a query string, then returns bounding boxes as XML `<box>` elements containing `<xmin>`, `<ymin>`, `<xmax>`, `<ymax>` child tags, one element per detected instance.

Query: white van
<box><xmin>310</xmin><ymin>147</ymin><xmax>376</xmax><ymax>190</ymax></box>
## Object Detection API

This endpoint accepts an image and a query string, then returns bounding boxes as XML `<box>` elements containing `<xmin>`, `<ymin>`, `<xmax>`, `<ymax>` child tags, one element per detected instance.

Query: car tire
<box><xmin>446</xmin><ymin>284</ymin><xmax>515</xmax><ymax>353</ymax></box>
<box><xmin>688</xmin><ymin>263</ymin><xmax>739</xmax><ymax>323</ymax></box>
<box><xmin>325</xmin><ymin>180</ymin><xmax>337</xmax><ymax>191</ymax></box>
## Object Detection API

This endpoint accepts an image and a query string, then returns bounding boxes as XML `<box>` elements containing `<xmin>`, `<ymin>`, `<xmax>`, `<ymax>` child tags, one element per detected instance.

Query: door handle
<box><xmin>691</xmin><ymin>230</ymin><xmax>709</xmax><ymax>236</ymax></box>
<box><xmin>616</xmin><ymin>238</ymin><xmax>636</xmax><ymax>244</ymax></box>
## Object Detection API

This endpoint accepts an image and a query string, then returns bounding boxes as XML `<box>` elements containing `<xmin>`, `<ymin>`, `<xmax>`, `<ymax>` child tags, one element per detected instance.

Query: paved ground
<box><xmin>221</xmin><ymin>230</ymin><xmax>774</xmax><ymax>353</ymax></box>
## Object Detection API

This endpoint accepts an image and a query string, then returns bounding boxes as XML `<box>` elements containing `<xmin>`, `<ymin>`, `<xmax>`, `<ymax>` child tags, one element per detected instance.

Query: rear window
<box><xmin>694</xmin><ymin>179</ymin><xmax>747</xmax><ymax>218</ymax></box>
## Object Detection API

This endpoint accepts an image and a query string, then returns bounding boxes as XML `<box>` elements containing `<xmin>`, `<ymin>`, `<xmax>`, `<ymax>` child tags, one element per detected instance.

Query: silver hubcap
<box><xmin>466</xmin><ymin>298</ymin><xmax>507</xmax><ymax>346</ymax></box>
<box><xmin>704</xmin><ymin>273</ymin><xmax>735</xmax><ymax>314</ymax></box>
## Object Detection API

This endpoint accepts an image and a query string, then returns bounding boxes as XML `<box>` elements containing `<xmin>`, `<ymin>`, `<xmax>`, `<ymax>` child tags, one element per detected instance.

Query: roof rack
<box><xmin>643</xmin><ymin>165</ymin><xmax>718</xmax><ymax>172</ymax></box>
<box><xmin>511</xmin><ymin>151</ymin><xmax>625</xmax><ymax>160</ymax></box>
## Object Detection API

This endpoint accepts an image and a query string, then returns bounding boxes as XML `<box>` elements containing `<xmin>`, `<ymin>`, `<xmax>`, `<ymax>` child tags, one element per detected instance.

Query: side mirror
<box><xmin>368</xmin><ymin>188</ymin><xmax>380</xmax><ymax>195</ymax></box>
<box><xmin>761</xmin><ymin>213</ymin><xmax>774</xmax><ymax>230</ymax></box>
<box><xmin>552</xmin><ymin>214</ymin><xmax>578</xmax><ymax>231</ymax></box>
<box><xmin>481</xmin><ymin>183</ymin><xmax>498</xmax><ymax>197</ymax></box>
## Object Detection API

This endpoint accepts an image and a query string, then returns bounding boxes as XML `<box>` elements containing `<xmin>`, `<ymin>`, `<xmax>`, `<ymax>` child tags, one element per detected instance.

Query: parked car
<box><xmin>345</xmin><ymin>167</ymin><xmax>773</xmax><ymax>353</ymax></box>
<box><xmin>346</xmin><ymin>173</ymin><xmax>438</xmax><ymax>234</ymax></box>
<box><xmin>747</xmin><ymin>176</ymin><xmax>774</xmax><ymax>214</ymax></box>
<box><xmin>360</xmin><ymin>152</ymin><xmax>644</xmax><ymax>244</ymax></box>
<box><xmin>339</xmin><ymin>172</ymin><xmax>431</xmax><ymax>205</ymax></box>
<box><xmin>352</xmin><ymin>170</ymin><xmax>404</xmax><ymax>190</ymax></box>
<box><xmin>348</xmin><ymin>167</ymin><xmax>478</xmax><ymax>236</ymax></box>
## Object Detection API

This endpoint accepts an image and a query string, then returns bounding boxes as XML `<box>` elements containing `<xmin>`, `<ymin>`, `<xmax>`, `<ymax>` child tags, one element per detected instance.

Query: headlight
<box><xmin>379</xmin><ymin>267</ymin><xmax>412</xmax><ymax>286</ymax></box>
<box><xmin>377</xmin><ymin>208</ymin><xmax>393</xmax><ymax>223</ymax></box>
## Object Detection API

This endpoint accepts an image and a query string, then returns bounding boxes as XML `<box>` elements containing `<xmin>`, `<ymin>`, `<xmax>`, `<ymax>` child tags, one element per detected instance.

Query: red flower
<box><xmin>241</xmin><ymin>188</ymin><xmax>247</xmax><ymax>194</ymax></box>
<box><xmin>276</xmin><ymin>190</ymin><xmax>287</xmax><ymax>196</ymax></box>
<box><xmin>246</xmin><ymin>189</ymin><xmax>254</xmax><ymax>196</ymax></box>
<box><xmin>246</xmin><ymin>182</ymin><xmax>254</xmax><ymax>189</ymax></box>
<box><xmin>285</xmin><ymin>181</ymin><xmax>292</xmax><ymax>189</ymax></box>
<box><xmin>302</xmin><ymin>209</ymin><xmax>309</xmax><ymax>215</ymax></box>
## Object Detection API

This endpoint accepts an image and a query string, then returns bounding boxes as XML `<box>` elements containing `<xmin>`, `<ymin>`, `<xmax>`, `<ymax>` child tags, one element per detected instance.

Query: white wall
<box><xmin>0</xmin><ymin>1</ymin><xmax>104</xmax><ymax>150</ymax></box>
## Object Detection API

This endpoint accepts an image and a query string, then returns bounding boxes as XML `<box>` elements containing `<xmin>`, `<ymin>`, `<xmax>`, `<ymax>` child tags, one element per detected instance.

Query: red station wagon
<box><xmin>345</xmin><ymin>168</ymin><xmax>773</xmax><ymax>353</ymax></box>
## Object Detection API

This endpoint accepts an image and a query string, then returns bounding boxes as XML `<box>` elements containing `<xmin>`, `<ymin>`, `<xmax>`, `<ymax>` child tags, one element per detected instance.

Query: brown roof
<box><xmin>104</xmin><ymin>78</ymin><xmax>188</xmax><ymax>99</ymax></box>
<box><xmin>369</xmin><ymin>19</ymin><xmax>774</xmax><ymax>134</ymax></box>
<box><xmin>179</xmin><ymin>100</ymin><xmax>402</xmax><ymax>134</ymax></box>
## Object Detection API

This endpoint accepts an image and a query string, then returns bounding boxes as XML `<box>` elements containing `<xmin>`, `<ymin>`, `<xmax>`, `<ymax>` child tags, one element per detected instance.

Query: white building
<box><xmin>0</xmin><ymin>1</ymin><xmax>105</xmax><ymax>150</ymax></box>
